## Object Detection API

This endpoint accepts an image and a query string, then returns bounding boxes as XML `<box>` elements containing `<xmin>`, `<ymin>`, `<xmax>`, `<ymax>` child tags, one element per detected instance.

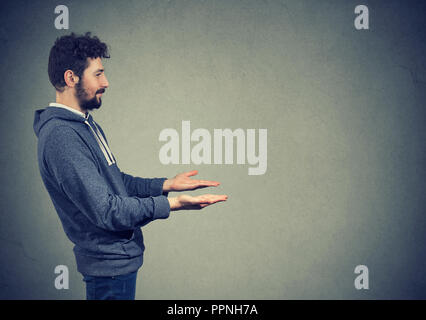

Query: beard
<box><xmin>75</xmin><ymin>79</ymin><xmax>105</xmax><ymax>111</ymax></box>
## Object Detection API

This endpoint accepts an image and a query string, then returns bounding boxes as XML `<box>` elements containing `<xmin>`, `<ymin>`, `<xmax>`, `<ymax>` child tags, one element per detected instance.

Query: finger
<box><xmin>201</xmin><ymin>194</ymin><xmax>228</xmax><ymax>198</ymax></box>
<box><xmin>191</xmin><ymin>185</ymin><xmax>209</xmax><ymax>190</ymax></box>
<box><xmin>185</xmin><ymin>170</ymin><xmax>198</xmax><ymax>177</ymax></box>
<box><xmin>207</xmin><ymin>194</ymin><xmax>228</xmax><ymax>200</ymax></box>
<box><xmin>187</xmin><ymin>181</ymin><xmax>220</xmax><ymax>190</ymax></box>
<box><xmin>199</xmin><ymin>198</ymin><xmax>227</xmax><ymax>208</ymax></box>
<box><xmin>193</xmin><ymin>197</ymin><xmax>212</xmax><ymax>204</ymax></box>
<box><xmin>197</xmin><ymin>180</ymin><xmax>220</xmax><ymax>187</ymax></box>
<box><xmin>187</xmin><ymin>196</ymin><xmax>210</xmax><ymax>205</ymax></box>
<box><xmin>192</xmin><ymin>198</ymin><xmax>228</xmax><ymax>210</ymax></box>
<box><xmin>209</xmin><ymin>197</ymin><xmax>227</xmax><ymax>204</ymax></box>
<box><xmin>198</xmin><ymin>194</ymin><xmax>228</xmax><ymax>203</ymax></box>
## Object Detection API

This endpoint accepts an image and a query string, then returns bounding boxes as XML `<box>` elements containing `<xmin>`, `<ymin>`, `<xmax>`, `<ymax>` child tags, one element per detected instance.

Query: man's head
<box><xmin>48</xmin><ymin>32</ymin><xmax>110</xmax><ymax>111</ymax></box>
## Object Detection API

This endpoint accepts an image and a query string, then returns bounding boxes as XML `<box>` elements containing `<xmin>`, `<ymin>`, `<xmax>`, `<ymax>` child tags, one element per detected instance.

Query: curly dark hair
<box><xmin>48</xmin><ymin>32</ymin><xmax>110</xmax><ymax>92</ymax></box>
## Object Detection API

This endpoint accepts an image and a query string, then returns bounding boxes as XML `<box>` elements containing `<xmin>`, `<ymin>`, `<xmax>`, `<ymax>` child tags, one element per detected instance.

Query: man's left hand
<box><xmin>163</xmin><ymin>170</ymin><xmax>220</xmax><ymax>192</ymax></box>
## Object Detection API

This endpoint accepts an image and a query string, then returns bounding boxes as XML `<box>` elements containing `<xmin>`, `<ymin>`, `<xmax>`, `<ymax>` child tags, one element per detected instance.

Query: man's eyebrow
<box><xmin>94</xmin><ymin>69</ymin><xmax>105</xmax><ymax>74</ymax></box>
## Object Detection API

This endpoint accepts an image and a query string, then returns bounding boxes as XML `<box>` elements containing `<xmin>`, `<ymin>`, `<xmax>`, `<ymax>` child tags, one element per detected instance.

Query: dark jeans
<box><xmin>82</xmin><ymin>270</ymin><xmax>138</xmax><ymax>300</ymax></box>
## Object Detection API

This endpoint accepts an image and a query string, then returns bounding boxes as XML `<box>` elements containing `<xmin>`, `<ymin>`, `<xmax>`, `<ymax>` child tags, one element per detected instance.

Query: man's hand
<box><xmin>169</xmin><ymin>194</ymin><xmax>228</xmax><ymax>211</ymax></box>
<box><xmin>163</xmin><ymin>170</ymin><xmax>220</xmax><ymax>192</ymax></box>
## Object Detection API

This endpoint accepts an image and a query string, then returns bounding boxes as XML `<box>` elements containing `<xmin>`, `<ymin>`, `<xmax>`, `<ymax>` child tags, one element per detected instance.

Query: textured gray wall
<box><xmin>0</xmin><ymin>0</ymin><xmax>425</xmax><ymax>299</ymax></box>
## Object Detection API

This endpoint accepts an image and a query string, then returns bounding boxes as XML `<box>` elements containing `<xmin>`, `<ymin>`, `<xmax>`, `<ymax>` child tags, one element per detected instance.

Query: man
<box><xmin>33</xmin><ymin>32</ymin><xmax>227</xmax><ymax>300</ymax></box>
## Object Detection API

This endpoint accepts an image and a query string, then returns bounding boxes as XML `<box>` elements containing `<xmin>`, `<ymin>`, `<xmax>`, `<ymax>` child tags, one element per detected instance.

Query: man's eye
<box><xmin>96</xmin><ymin>74</ymin><xmax>101</xmax><ymax>77</ymax></box>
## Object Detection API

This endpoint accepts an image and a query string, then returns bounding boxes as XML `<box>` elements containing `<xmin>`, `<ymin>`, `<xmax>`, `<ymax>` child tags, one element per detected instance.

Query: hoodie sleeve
<box><xmin>120</xmin><ymin>171</ymin><xmax>169</xmax><ymax>198</ymax></box>
<box><xmin>44</xmin><ymin>125</ymin><xmax>170</xmax><ymax>231</ymax></box>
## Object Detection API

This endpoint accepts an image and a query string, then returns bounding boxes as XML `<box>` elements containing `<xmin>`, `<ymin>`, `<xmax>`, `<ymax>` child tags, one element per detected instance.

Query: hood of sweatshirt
<box><xmin>33</xmin><ymin>106</ymin><xmax>89</xmax><ymax>137</ymax></box>
<box><xmin>34</xmin><ymin>106</ymin><xmax>116</xmax><ymax>166</ymax></box>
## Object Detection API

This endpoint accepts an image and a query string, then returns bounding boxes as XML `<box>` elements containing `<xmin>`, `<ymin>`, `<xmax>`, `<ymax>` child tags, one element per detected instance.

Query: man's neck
<box><xmin>56</xmin><ymin>91</ymin><xmax>86</xmax><ymax>114</ymax></box>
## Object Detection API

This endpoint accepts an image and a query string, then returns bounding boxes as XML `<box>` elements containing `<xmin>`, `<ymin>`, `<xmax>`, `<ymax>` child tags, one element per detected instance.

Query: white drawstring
<box><xmin>92</xmin><ymin>121</ymin><xmax>116</xmax><ymax>164</ymax></box>
<box><xmin>84</xmin><ymin>120</ymin><xmax>115</xmax><ymax>166</ymax></box>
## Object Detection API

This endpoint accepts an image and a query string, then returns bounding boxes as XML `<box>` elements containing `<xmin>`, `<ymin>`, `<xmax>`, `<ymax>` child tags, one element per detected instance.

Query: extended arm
<box><xmin>120</xmin><ymin>171</ymin><xmax>168</xmax><ymax>198</ymax></box>
<box><xmin>44</xmin><ymin>126</ymin><xmax>170</xmax><ymax>231</ymax></box>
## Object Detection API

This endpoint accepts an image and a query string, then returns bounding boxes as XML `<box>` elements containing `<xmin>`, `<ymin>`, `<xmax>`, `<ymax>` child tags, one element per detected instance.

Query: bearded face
<box><xmin>75</xmin><ymin>77</ymin><xmax>105</xmax><ymax>111</ymax></box>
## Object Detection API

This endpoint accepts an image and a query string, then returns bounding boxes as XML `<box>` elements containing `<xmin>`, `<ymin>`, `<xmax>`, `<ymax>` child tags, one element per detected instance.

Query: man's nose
<box><xmin>102</xmin><ymin>76</ymin><xmax>109</xmax><ymax>88</ymax></box>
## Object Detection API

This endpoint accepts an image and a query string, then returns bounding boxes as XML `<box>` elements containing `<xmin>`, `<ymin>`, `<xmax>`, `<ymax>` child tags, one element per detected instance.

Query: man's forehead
<box><xmin>86</xmin><ymin>57</ymin><xmax>104</xmax><ymax>70</ymax></box>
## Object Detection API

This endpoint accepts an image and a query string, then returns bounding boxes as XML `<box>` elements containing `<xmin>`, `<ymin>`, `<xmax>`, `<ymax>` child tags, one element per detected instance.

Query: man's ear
<box><xmin>64</xmin><ymin>70</ymin><xmax>79</xmax><ymax>88</ymax></box>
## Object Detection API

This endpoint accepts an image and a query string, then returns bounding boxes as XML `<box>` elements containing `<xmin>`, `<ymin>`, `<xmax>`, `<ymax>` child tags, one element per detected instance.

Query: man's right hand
<box><xmin>168</xmin><ymin>194</ymin><xmax>228</xmax><ymax>211</ymax></box>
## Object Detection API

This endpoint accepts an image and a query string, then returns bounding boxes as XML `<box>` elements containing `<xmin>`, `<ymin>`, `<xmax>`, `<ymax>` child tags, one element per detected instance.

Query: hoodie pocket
<box><xmin>121</xmin><ymin>231</ymin><xmax>144</xmax><ymax>257</ymax></box>
<box><xmin>96</xmin><ymin>240</ymin><xmax>129</xmax><ymax>257</ymax></box>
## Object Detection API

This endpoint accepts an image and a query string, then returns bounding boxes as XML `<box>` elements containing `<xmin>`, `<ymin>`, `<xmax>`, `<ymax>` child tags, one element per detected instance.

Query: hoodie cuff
<box><xmin>150</xmin><ymin>178</ymin><xmax>168</xmax><ymax>197</ymax></box>
<box><xmin>152</xmin><ymin>195</ymin><xmax>171</xmax><ymax>220</ymax></box>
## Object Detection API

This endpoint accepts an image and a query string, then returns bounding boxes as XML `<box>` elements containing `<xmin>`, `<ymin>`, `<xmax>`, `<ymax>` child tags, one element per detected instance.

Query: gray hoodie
<box><xmin>33</xmin><ymin>105</ymin><xmax>170</xmax><ymax>276</ymax></box>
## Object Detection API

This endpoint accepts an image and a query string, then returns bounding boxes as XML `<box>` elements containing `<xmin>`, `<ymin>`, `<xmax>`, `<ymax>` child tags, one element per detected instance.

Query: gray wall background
<box><xmin>0</xmin><ymin>0</ymin><xmax>425</xmax><ymax>299</ymax></box>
